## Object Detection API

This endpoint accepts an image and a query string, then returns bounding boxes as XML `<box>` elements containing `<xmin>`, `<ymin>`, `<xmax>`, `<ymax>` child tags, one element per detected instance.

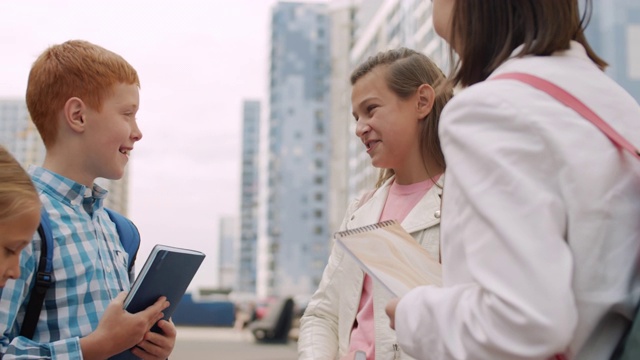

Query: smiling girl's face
<box><xmin>351</xmin><ymin>65</ymin><xmax>425</xmax><ymax>180</ymax></box>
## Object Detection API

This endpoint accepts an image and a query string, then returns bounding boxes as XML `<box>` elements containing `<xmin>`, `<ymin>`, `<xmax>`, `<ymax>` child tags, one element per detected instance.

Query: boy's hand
<box><xmin>130</xmin><ymin>318</ymin><xmax>177</xmax><ymax>360</ymax></box>
<box><xmin>80</xmin><ymin>292</ymin><xmax>170</xmax><ymax>360</ymax></box>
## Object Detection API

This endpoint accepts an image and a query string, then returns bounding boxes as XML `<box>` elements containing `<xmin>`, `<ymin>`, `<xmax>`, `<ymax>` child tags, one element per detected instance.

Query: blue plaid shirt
<box><xmin>0</xmin><ymin>166</ymin><xmax>132</xmax><ymax>359</ymax></box>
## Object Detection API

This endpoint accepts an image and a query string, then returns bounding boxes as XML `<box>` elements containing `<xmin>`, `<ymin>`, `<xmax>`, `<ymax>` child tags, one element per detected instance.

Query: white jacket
<box><xmin>395</xmin><ymin>42</ymin><xmax>640</xmax><ymax>360</ymax></box>
<box><xmin>299</xmin><ymin>176</ymin><xmax>443</xmax><ymax>359</ymax></box>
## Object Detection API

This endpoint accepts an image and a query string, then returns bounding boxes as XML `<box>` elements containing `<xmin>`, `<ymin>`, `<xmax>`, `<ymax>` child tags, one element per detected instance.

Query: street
<box><xmin>171</xmin><ymin>326</ymin><xmax>298</xmax><ymax>359</ymax></box>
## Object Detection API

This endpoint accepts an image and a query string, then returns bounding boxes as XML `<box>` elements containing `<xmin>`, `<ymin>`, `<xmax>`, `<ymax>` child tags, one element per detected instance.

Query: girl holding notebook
<box><xmin>298</xmin><ymin>48</ymin><xmax>452</xmax><ymax>360</ymax></box>
<box><xmin>385</xmin><ymin>1</ymin><xmax>640</xmax><ymax>359</ymax></box>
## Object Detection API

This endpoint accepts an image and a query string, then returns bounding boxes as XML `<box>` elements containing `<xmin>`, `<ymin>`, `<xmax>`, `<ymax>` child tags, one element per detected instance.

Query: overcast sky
<box><xmin>0</xmin><ymin>0</ymin><xmax>286</xmax><ymax>291</ymax></box>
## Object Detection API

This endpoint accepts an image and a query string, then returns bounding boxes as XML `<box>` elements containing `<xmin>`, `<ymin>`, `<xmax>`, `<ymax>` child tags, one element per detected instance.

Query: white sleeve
<box><xmin>394</xmin><ymin>87</ymin><xmax>578</xmax><ymax>360</ymax></box>
<box><xmin>298</xmin><ymin>199</ymin><xmax>359</xmax><ymax>360</ymax></box>
<box><xmin>298</xmin><ymin>240</ymin><xmax>345</xmax><ymax>360</ymax></box>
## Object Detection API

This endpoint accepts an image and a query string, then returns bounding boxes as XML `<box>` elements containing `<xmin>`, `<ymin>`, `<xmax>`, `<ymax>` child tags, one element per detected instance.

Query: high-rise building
<box><xmin>584</xmin><ymin>0</ymin><xmax>640</xmax><ymax>102</ymax></box>
<box><xmin>0</xmin><ymin>98</ymin><xmax>130</xmax><ymax>215</ymax></box>
<box><xmin>237</xmin><ymin>100</ymin><xmax>261</xmax><ymax>294</ymax></box>
<box><xmin>218</xmin><ymin>216</ymin><xmax>239</xmax><ymax>290</ymax></box>
<box><xmin>328</xmin><ymin>0</ymin><xmax>359</xmax><ymax>241</ymax></box>
<box><xmin>0</xmin><ymin>99</ymin><xmax>45</xmax><ymax>166</ymax></box>
<box><xmin>259</xmin><ymin>1</ymin><xmax>332</xmax><ymax>298</ymax></box>
<box><xmin>347</xmin><ymin>0</ymin><xmax>447</xmax><ymax>198</ymax></box>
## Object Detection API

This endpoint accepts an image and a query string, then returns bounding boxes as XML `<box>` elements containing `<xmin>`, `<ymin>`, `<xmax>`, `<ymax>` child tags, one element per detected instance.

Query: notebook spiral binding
<box><xmin>334</xmin><ymin>219</ymin><xmax>398</xmax><ymax>238</ymax></box>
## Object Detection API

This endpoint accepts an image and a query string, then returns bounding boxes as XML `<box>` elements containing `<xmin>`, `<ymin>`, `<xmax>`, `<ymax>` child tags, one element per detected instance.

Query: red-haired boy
<box><xmin>0</xmin><ymin>40</ymin><xmax>176</xmax><ymax>359</ymax></box>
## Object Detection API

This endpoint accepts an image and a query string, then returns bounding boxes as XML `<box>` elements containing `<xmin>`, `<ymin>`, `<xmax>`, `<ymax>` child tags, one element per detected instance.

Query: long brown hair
<box><xmin>447</xmin><ymin>0</ymin><xmax>607</xmax><ymax>88</ymax></box>
<box><xmin>351</xmin><ymin>48</ymin><xmax>452</xmax><ymax>188</ymax></box>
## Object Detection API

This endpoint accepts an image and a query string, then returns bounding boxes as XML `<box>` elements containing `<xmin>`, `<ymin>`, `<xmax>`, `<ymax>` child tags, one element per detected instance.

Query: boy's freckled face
<box><xmin>83</xmin><ymin>83</ymin><xmax>142</xmax><ymax>181</ymax></box>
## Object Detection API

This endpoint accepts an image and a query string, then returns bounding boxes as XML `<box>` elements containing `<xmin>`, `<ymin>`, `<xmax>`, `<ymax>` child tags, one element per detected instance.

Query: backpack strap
<box><xmin>493</xmin><ymin>72</ymin><xmax>640</xmax><ymax>359</ymax></box>
<box><xmin>19</xmin><ymin>208</ymin><xmax>54</xmax><ymax>339</ymax></box>
<box><xmin>492</xmin><ymin>72</ymin><xmax>640</xmax><ymax>159</ymax></box>
<box><xmin>104</xmin><ymin>208</ymin><xmax>140</xmax><ymax>272</ymax></box>
<box><xmin>20</xmin><ymin>208</ymin><xmax>140</xmax><ymax>340</ymax></box>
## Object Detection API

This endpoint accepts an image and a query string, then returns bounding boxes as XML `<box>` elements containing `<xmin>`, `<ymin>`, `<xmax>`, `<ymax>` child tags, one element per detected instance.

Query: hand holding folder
<box><xmin>110</xmin><ymin>244</ymin><xmax>206</xmax><ymax>360</ymax></box>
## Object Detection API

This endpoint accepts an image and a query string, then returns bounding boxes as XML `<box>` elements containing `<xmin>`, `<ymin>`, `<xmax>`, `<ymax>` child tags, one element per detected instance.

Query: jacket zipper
<box><xmin>393</xmin><ymin>344</ymin><xmax>400</xmax><ymax>359</ymax></box>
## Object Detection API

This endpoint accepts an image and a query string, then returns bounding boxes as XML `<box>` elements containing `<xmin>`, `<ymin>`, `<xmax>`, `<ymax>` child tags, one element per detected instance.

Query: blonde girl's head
<box><xmin>0</xmin><ymin>147</ymin><xmax>40</xmax><ymax>220</ymax></box>
<box><xmin>350</xmin><ymin>48</ymin><xmax>453</xmax><ymax>188</ymax></box>
<box><xmin>0</xmin><ymin>146</ymin><xmax>41</xmax><ymax>286</ymax></box>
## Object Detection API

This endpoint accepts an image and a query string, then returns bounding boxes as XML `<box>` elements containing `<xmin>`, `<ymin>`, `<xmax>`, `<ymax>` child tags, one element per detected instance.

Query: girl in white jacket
<box><xmin>298</xmin><ymin>48</ymin><xmax>452</xmax><ymax>360</ymax></box>
<box><xmin>385</xmin><ymin>1</ymin><xmax>640</xmax><ymax>359</ymax></box>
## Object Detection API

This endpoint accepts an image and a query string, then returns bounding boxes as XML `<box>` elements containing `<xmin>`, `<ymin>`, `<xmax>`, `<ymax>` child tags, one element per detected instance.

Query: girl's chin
<box><xmin>370</xmin><ymin>160</ymin><xmax>387</xmax><ymax>169</ymax></box>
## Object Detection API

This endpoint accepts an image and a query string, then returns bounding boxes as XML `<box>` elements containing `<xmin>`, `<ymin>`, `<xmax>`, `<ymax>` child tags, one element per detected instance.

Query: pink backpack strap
<box><xmin>494</xmin><ymin>72</ymin><xmax>640</xmax><ymax>359</ymax></box>
<box><xmin>493</xmin><ymin>72</ymin><xmax>640</xmax><ymax>160</ymax></box>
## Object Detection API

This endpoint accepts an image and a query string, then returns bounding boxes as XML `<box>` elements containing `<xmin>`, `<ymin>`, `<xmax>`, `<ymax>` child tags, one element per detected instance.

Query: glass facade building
<box><xmin>259</xmin><ymin>2</ymin><xmax>332</xmax><ymax>298</ymax></box>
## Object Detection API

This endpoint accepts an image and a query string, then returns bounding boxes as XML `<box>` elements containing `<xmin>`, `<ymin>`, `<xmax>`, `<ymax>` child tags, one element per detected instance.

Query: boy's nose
<box><xmin>131</xmin><ymin>121</ymin><xmax>143</xmax><ymax>141</ymax></box>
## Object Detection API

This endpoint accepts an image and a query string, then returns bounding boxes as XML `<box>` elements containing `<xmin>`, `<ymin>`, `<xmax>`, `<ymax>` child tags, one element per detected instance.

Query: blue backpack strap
<box><xmin>19</xmin><ymin>208</ymin><xmax>54</xmax><ymax>339</ymax></box>
<box><xmin>20</xmin><ymin>208</ymin><xmax>139</xmax><ymax>340</ymax></box>
<box><xmin>104</xmin><ymin>208</ymin><xmax>140</xmax><ymax>272</ymax></box>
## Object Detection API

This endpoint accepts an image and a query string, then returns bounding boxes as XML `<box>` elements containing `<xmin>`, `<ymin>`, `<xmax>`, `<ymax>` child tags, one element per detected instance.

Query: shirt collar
<box><xmin>28</xmin><ymin>165</ymin><xmax>108</xmax><ymax>209</ymax></box>
<box><xmin>490</xmin><ymin>40</ymin><xmax>589</xmax><ymax>78</ymax></box>
<box><xmin>518</xmin><ymin>40</ymin><xmax>586</xmax><ymax>58</ymax></box>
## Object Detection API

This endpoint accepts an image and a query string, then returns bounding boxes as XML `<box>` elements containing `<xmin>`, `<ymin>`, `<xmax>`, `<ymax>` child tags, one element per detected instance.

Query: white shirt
<box><xmin>394</xmin><ymin>42</ymin><xmax>640</xmax><ymax>360</ymax></box>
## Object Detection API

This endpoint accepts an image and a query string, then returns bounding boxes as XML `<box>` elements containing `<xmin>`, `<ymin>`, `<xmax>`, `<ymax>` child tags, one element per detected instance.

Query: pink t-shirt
<box><xmin>348</xmin><ymin>177</ymin><xmax>438</xmax><ymax>359</ymax></box>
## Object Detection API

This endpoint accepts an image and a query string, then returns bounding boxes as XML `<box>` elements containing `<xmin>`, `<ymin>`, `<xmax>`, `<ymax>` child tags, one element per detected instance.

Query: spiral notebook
<box><xmin>335</xmin><ymin>220</ymin><xmax>442</xmax><ymax>297</ymax></box>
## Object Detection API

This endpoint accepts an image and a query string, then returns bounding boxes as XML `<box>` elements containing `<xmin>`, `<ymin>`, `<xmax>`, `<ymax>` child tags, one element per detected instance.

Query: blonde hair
<box><xmin>350</xmin><ymin>48</ymin><xmax>453</xmax><ymax>188</ymax></box>
<box><xmin>0</xmin><ymin>147</ymin><xmax>40</xmax><ymax>221</ymax></box>
<box><xmin>26</xmin><ymin>40</ymin><xmax>140</xmax><ymax>147</ymax></box>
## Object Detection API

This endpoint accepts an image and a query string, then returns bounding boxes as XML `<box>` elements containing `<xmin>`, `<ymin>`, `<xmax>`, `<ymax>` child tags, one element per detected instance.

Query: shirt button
<box><xmin>351</xmin><ymin>215</ymin><xmax>355</xmax><ymax>220</ymax></box>
<box><xmin>106</xmin><ymin>266</ymin><xmax>112</xmax><ymax>273</ymax></box>
<box><xmin>434</xmin><ymin>210</ymin><xmax>441</xmax><ymax>219</ymax></box>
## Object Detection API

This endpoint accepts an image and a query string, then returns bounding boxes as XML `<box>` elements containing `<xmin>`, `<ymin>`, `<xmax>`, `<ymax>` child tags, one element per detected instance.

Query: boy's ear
<box><xmin>416</xmin><ymin>83</ymin><xmax>435</xmax><ymax>120</ymax></box>
<box><xmin>63</xmin><ymin>97</ymin><xmax>86</xmax><ymax>133</ymax></box>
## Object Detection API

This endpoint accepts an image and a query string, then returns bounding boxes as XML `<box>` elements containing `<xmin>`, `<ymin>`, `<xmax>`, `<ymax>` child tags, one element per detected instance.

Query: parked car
<box><xmin>255</xmin><ymin>296</ymin><xmax>279</xmax><ymax>320</ymax></box>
